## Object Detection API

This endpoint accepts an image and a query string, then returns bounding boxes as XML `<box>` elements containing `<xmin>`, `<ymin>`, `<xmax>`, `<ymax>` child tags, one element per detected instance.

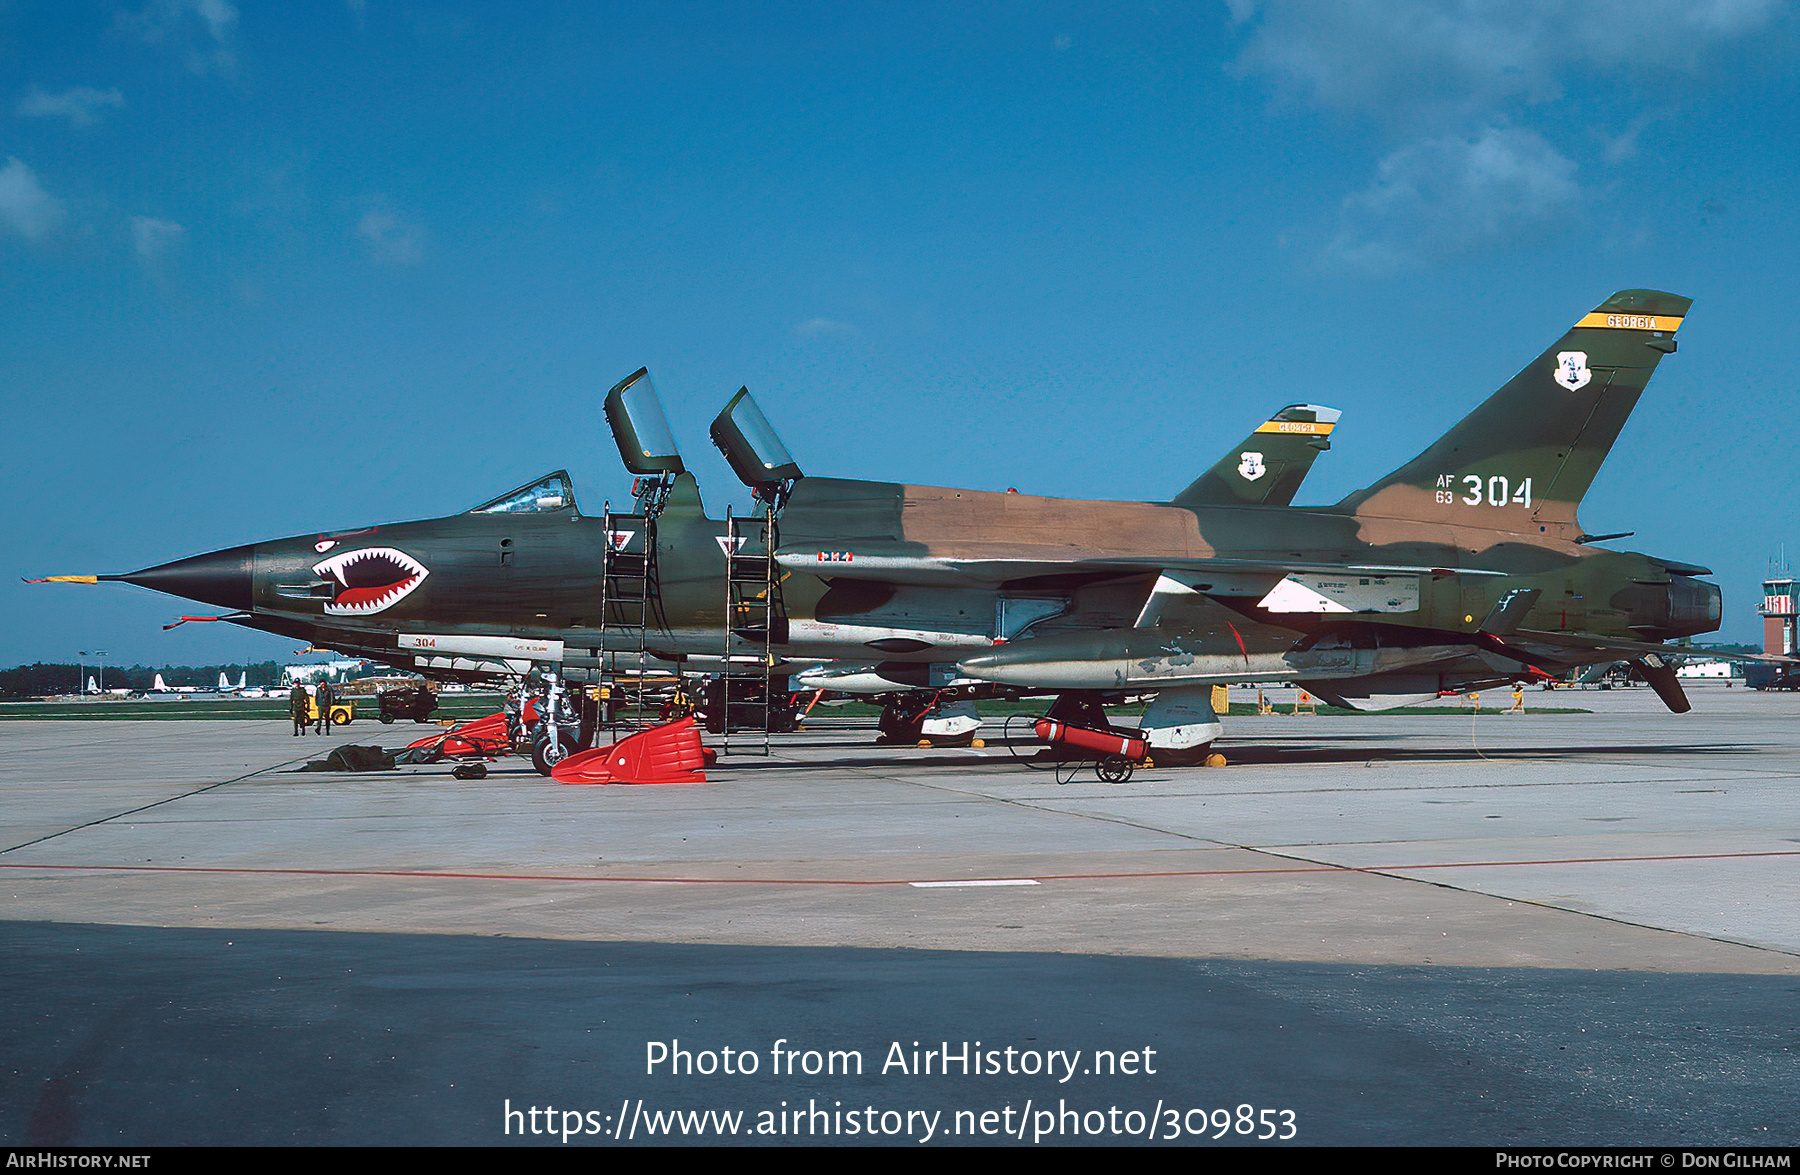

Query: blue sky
<box><xmin>4</xmin><ymin>1</ymin><xmax>1797</xmax><ymax>666</ymax></box>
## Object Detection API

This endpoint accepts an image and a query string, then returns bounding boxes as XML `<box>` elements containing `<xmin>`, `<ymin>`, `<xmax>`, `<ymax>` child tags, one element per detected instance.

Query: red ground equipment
<box><xmin>1008</xmin><ymin>696</ymin><xmax>1150</xmax><ymax>784</ymax></box>
<box><xmin>405</xmin><ymin>711</ymin><xmax>511</xmax><ymax>760</ymax></box>
<box><xmin>552</xmin><ymin>716</ymin><xmax>709</xmax><ymax>785</ymax></box>
<box><xmin>1032</xmin><ymin>718</ymin><xmax>1147</xmax><ymax>763</ymax></box>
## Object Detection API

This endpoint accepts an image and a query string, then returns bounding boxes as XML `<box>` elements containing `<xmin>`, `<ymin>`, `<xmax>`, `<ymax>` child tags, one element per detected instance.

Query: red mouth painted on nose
<box><xmin>312</xmin><ymin>547</ymin><xmax>429</xmax><ymax>615</ymax></box>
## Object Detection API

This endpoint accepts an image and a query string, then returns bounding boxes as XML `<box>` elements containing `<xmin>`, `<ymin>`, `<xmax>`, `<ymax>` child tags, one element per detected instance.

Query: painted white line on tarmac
<box><xmin>910</xmin><ymin>878</ymin><xmax>1040</xmax><ymax>888</ymax></box>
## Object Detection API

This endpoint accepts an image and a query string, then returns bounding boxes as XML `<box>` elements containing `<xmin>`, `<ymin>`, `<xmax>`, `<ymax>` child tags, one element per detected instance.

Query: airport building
<box><xmin>1761</xmin><ymin>575</ymin><xmax>1798</xmax><ymax>656</ymax></box>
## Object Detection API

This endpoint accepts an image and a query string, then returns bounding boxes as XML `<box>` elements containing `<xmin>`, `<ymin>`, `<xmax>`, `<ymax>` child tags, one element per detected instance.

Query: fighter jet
<box><xmin>785</xmin><ymin>399</ymin><xmax>1341</xmax><ymax>696</ymax></box>
<box><xmin>35</xmin><ymin>290</ymin><xmax>1718</xmax><ymax>762</ymax></box>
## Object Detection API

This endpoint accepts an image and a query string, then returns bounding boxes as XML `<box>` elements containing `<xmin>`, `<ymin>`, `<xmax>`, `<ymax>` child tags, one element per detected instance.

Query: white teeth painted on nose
<box><xmin>310</xmin><ymin>546</ymin><xmax>430</xmax><ymax>616</ymax></box>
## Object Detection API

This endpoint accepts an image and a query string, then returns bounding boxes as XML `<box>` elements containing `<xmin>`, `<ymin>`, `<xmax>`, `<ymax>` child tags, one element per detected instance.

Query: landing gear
<box><xmin>698</xmin><ymin>676</ymin><xmax>799</xmax><ymax>734</ymax></box>
<box><xmin>876</xmin><ymin>694</ymin><xmax>933</xmax><ymax>745</ymax></box>
<box><xmin>532</xmin><ymin>727</ymin><xmax>578</xmax><ymax>776</ymax></box>
<box><xmin>1006</xmin><ymin>690</ymin><xmax>1227</xmax><ymax>781</ymax></box>
<box><xmin>1136</xmin><ymin>687</ymin><xmax>1223</xmax><ymax>766</ymax></box>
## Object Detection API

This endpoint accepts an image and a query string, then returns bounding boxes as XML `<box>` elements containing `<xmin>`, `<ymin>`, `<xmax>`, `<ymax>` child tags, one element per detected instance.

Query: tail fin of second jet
<box><xmin>1173</xmin><ymin>404</ymin><xmax>1340</xmax><ymax>509</ymax></box>
<box><xmin>1336</xmin><ymin>290</ymin><xmax>1689</xmax><ymax>536</ymax></box>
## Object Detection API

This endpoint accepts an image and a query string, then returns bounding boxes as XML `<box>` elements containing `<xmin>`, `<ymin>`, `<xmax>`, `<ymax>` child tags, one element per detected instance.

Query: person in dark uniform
<box><xmin>289</xmin><ymin>682</ymin><xmax>310</xmax><ymax>735</ymax></box>
<box><xmin>315</xmin><ymin>678</ymin><xmax>335</xmax><ymax>735</ymax></box>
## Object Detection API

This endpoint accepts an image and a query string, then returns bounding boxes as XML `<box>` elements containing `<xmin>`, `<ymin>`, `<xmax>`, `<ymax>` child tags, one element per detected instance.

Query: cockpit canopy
<box><xmin>605</xmin><ymin>368</ymin><xmax>686</xmax><ymax>476</ymax></box>
<box><xmin>469</xmin><ymin>471</ymin><xmax>580</xmax><ymax>515</ymax></box>
<box><xmin>710</xmin><ymin>387</ymin><xmax>802</xmax><ymax>498</ymax></box>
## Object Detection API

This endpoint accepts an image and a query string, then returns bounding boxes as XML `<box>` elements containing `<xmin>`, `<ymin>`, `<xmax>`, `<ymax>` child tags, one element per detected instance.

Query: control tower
<box><xmin>1762</xmin><ymin>575</ymin><xmax>1797</xmax><ymax>655</ymax></box>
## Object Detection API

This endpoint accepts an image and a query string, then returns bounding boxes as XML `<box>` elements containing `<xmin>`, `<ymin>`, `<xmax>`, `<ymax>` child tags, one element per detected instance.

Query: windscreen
<box><xmin>470</xmin><ymin>471</ymin><xmax>579</xmax><ymax>514</ymax></box>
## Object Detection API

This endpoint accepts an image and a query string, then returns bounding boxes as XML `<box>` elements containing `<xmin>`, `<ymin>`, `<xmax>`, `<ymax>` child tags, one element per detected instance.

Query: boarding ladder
<box><xmin>597</xmin><ymin>476</ymin><xmax>676</xmax><ymax>741</ymax></box>
<box><xmin>718</xmin><ymin>503</ymin><xmax>786</xmax><ymax>755</ymax></box>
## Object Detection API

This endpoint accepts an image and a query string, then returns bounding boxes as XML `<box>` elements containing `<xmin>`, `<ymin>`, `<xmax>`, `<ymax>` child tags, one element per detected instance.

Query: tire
<box><xmin>532</xmin><ymin>729</ymin><xmax>578</xmax><ymax>776</ymax></box>
<box><xmin>1096</xmin><ymin>756</ymin><xmax>1133</xmax><ymax>784</ymax></box>
<box><xmin>379</xmin><ymin>713</ymin><xmax>395</xmax><ymax>724</ymax></box>
<box><xmin>332</xmin><ymin>706</ymin><xmax>352</xmax><ymax>725</ymax></box>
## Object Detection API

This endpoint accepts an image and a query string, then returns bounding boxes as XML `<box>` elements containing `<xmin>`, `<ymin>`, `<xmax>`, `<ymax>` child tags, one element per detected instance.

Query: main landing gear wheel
<box><xmin>532</xmin><ymin>729</ymin><xmax>578</xmax><ymax>776</ymax></box>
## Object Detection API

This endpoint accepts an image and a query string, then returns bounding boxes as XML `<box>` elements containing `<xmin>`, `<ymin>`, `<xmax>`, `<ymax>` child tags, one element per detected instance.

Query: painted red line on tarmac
<box><xmin>2</xmin><ymin>848</ymin><xmax>1795</xmax><ymax>887</ymax></box>
<box><xmin>0</xmin><ymin>862</ymin><xmax>912</xmax><ymax>886</ymax></box>
<box><xmin>1365</xmin><ymin>849</ymin><xmax>1800</xmax><ymax>872</ymax></box>
<box><xmin>1030</xmin><ymin>848</ymin><xmax>1800</xmax><ymax>881</ymax></box>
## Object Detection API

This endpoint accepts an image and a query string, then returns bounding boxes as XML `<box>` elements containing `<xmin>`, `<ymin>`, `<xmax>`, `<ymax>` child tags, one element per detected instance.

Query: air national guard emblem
<box><xmin>1555</xmin><ymin>351</ymin><xmax>1592</xmax><ymax>392</ymax></box>
<box><xmin>1238</xmin><ymin>451</ymin><xmax>1266</xmax><ymax>482</ymax></box>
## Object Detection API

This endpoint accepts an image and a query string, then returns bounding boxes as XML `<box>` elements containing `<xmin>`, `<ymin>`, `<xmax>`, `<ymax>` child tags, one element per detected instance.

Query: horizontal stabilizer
<box><xmin>1635</xmin><ymin>654</ymin><xmax>1692</xmax><ymax>714</ymax></box>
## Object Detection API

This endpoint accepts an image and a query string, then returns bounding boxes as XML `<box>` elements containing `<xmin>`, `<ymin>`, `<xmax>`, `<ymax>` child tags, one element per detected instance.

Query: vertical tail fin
<box><xmin>1173</xmin><ymin>404</ymin><xmax>1340</xmax><ymax>508</ymax></box>
<box><xmin>1336</xmin><ymin>290</ymin><xmax>1689</xmax><ymax>536</ymax></box>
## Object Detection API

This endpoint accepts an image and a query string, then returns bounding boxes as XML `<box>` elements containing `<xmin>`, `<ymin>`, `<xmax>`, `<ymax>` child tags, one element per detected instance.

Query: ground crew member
<box><xmin>289</xmin><ymin>682</ymin><xmax>310</xmax><ymax>736</ymax></box>
<box><xmin>316</xmin><ymin>678</ymin><xmax>335</xmax><ymax>735</ymax></box>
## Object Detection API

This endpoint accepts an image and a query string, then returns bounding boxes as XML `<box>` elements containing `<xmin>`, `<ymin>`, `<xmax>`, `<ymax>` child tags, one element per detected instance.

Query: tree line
<box><xmin>0</xmin><ymin>661</ymin><xmax>295</xmax><ymax>700</ymax></box>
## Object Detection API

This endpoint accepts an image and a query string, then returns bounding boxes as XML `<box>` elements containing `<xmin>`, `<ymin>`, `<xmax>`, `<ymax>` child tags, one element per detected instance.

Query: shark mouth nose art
<box><xmin>312</xmin><ymin>547</ymin><xmax>429</xmax><ymax>615</ymax></box>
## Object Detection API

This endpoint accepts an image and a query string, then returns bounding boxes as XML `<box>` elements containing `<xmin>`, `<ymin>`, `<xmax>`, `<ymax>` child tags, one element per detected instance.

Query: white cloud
<box><xmin>17</xmin><ymin>85</ymin><xmax>126</xmax><ymax>127</ymax></box>
<box><xmin>1324</xmin><ymin>126</ymin><xmax>1581</xmax><ymax>273</ymax></box>
<box><xmin>1229</xmin><ymin>0</ymin><xmax>1780</xmax><ymax>127</ymax></box>
<box><xmin>193</xmin><ymin>0</ymin><xmax>238</xmax><ymax>42</ymax></box>
<box><xmin>131</xmin><ymin>215</ymin><xmax>185</xmax><ymax>260</ymax></box>
<box><xmin>0</xmin><ymin>157</ymin><xmax>65</xmax><ymax>240</ymax></box>
<box><xmin>1225</xmin><ymin>3</ymin><xmax>1775</xmax><ymax>270</ymax></box>
<box><xmin>357</xmin><ymin>203</ymin><xmax>425</xmax><ymax>264</ymax></box>
<box><xmin>795</xmin><ymin>317</ymin><xmax>859</xmax><ymax>339</ymax></box>
<box><xmin>119</xmin><ymin>0</ymin><xmax>240</xmax><ymax>74</ymax></box>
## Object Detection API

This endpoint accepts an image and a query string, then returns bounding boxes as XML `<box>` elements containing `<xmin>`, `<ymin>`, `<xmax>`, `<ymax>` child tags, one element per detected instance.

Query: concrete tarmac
<box><xmin>1</xmin><ymin>682</ymin><xmax>1796</xmax><ymax>1145</ymax></box>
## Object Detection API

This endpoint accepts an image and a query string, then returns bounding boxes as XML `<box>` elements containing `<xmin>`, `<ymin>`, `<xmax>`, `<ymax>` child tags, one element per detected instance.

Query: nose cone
<box><xmin>107</xmin><ymin>544</ymin><xmax>255</xmax><ymax>611</ymax></box>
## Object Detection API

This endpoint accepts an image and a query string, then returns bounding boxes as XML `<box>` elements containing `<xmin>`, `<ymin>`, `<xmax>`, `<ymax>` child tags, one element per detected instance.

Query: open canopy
<box><xmin>709</xmin><ymin>387</ymin><xmax>802</xmax><ymax>496</ymax></box>
<box><xmin>604</xmin><ymin>368</ymin><xmax>686</xmax><ymax>476</ymax></box>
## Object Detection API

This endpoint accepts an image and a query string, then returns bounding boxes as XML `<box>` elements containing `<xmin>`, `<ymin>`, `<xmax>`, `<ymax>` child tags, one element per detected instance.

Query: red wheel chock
<box><xmin>552</xmin><ymin>716</ymin><xmax>710</xmax><ymax>785</ymax></box>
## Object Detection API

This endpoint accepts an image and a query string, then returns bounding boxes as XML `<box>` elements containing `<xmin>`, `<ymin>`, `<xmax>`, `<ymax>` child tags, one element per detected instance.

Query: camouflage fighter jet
<box><xmin>757</xmin><ymin>289</ymin><xmax>1715</xmax><ymax>757</ymax></box>
<box><xmin>783</xmin><ymin>401</ymin><xmax>1343</xmax><ymax>697</ymax></box>
<box><xmin>34</xmin><ymin>290</ymin><xmax>1717</xmax><ymax>763</ymax></box>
